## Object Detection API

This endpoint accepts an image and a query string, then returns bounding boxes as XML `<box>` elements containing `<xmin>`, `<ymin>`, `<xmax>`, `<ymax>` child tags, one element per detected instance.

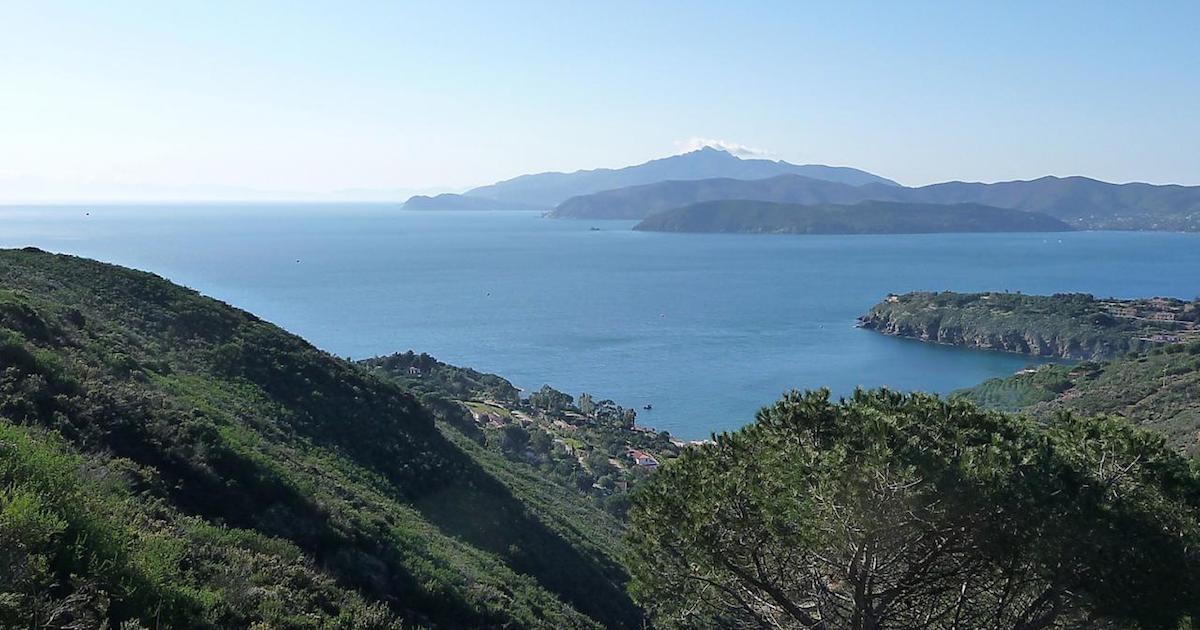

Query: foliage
<box><xmin>958</xmin><ymin>342</ymin><xmax>1200</xmax><ymax>455</ymax></box>
<box><xmin>626</xmin><ymin>389</ymin><xmax>1200</xmax><ymax>629</ymax></box>
<box><xmin>499</xmin><ymin>424</ymin><xmax>531</xmax><ymax>453</ymax></box>
<box><xmin>954</xmin><ymin>363</ymin><xmax>1079</xmax><ymax>410</ymax></box>
<box><xmin>528</xmin><ymin>385</ymin><xmax>574</xmax><ymax>412</ymax></box>
<box><xmin>578</xmin><ymin>393</ymin><xmax>595</xmax><ymax>416</ymax></box>
<box><xmin>360</xmin><ymin>350</ymin><xmax>520</xmax><ymax>404</ymax></box>
<box><xmin>0</xmin><ymin>422</ymin><xmax>407</xmax><ymax>629</ymax></box>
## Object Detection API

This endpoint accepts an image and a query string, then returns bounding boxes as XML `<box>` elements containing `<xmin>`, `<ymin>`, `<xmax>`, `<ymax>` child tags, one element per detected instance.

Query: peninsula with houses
<box><xmin>360</xmin><ymin>350</ymin><xmax>687</xmax><ymax>518</ymax></box>
<box><xmin>858</xmin><ymin>290</ymin><xmax>1200</xmax><ymax>361</ymax></box>
<box><xmin>857</xmin><ymin>289</ymin><xmax>1200</xmax><ymax>455</ymax></box>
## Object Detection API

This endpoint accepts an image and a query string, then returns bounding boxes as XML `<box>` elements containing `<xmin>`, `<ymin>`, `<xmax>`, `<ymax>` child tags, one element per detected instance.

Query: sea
<box><xmin>3</xmin><ymin>204</ymin><xmax>1199</xmax><ymax>439</ymax></box>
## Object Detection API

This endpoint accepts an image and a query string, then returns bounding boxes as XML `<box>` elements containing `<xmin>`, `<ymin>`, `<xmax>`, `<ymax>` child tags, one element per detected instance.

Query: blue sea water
<box><xmin>2</xmin><ymin>204</ymin><xmax>1199</xmax><ymax>439</ymax></box>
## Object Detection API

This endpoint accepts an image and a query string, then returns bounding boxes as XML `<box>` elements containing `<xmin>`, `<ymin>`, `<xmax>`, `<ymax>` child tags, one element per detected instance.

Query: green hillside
<box><xmin>0</xmin><ymin>248</ymin><xmax>637</xmax><ymax>629</ymax></box>
<box><xmin>956</xmin><ymin>342</ymin><xmax>1200</xmax><ymax>455</ymax></box>
<box><xmin>632</xmin><ymin>200</ymin><xmax>1071</xmax><ymax>234</ymax></box>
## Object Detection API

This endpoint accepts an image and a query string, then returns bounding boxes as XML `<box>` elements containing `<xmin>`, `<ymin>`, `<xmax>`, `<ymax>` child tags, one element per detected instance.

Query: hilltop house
<box><xmin>477</xmin><ymin>412</ymin><xmax>506</xmax><ymax>428</ymax></box>
<box><xmin>1108</xmin><ymin>305</ymin><xmax>1138</xmax><ymax>318</ymax></box>
<box><xmin>406</xmin><ymin>365</ymin><xmax>423</xmax><ymax>376</ymax></box>
<box><xmin>626</xmin><ymin>448</ymin><xmax>659</xmax><ymax>469</ymax></box>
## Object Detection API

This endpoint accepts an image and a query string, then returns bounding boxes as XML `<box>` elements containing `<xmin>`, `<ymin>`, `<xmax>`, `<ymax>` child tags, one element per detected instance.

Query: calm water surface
<box><xmin>3</xmin><ymin>204</ymin><xmax>1199</xmax><ymax>439</ymax></box>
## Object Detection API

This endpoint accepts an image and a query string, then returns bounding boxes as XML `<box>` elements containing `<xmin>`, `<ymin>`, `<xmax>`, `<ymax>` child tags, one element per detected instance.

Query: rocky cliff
<box><xmin>853</xmin><ymin>291</ymin><xmax>1196</xmax><ymax>361</ymax></box>
<box><xmin>857</xmin><ymin>309</ymin><xmax>1134</xmax><ymax>360</ymax></box>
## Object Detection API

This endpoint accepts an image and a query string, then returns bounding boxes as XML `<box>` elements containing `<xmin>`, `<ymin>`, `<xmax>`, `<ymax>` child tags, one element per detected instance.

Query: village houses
<box><xmin>626</xmin><ymin>447</ymin><xmax>660</xmax><ymax>469</ymax></box>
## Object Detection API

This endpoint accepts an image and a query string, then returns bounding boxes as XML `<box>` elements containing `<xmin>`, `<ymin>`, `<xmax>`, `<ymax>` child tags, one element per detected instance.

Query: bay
<box><xmin>3</xmin><ymin>203</ymin><xmax>1198</xmax><ymax>439</ymax></box>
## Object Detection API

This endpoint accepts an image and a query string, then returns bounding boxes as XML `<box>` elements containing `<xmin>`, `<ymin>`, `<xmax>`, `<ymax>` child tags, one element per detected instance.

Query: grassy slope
<box><xmin>0</xmin><ymin>248</ymin><xmax>637</xmax><ymax>629</ymax></box>
<box><xmin>956</xmin><ymin>342</ymin><xmax>1200</xmax><ymax>455</ymax></box>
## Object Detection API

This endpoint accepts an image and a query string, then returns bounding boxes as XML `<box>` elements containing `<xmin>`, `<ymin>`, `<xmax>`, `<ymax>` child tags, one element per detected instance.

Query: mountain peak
<box><xmin>673</xmin><ymin>146</ymin><xmax>741</xmax><ymax>162</ymax></box>
<box><xmin>462</xmin><ymin>149</ymin><xmax>899</xmax><ymax>208</ymax></box>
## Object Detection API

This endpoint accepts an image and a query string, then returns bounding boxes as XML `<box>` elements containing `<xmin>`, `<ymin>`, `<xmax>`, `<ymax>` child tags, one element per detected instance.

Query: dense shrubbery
<box><xmin>528</xmin><ymin>385</ymin><xmax>575</xmax><ymax>412</ymax></box>
<box><xmin>953</xmin><ymin>363</ymin><xmax>1081</xmax><ymax>410</ymax></box>
<box><xmin>627</xmin><ymin>389</ymin><xmax>1200</xmax><ymax>629</ymax></box>
<box><xmin>0</xmin><ymin>422</ymin><xmax>408</xmax><ymax>629</ymax></box>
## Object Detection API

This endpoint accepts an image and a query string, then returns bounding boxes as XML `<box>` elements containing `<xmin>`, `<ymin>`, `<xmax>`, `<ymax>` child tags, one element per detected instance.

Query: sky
<box><xmin>2</xmin><ymin>1</ymin><xmax>1199</xmax><ymax>200</ymax></box>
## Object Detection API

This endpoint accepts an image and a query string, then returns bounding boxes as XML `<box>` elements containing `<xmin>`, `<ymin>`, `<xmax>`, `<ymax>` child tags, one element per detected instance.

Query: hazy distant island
<box><xmin>396</xmin><ymin>147</ymin><xmax>1200</xmax><ymax>232</ymax></box>
<box><xmin>859</xmin><ymin>290</ymin><xmax>1200</xmax><ymax>360</ymax></box>
<box><xmin>401</xmin><ymin>192</ymin><xmax>540</xmax><ymax>211</ymax></box>
<box><xmin>402</xmin><ymin>146</ymin><xmax>897</xmax><ymax>211</ymax></box>
<box><xmin>631</xmin><ymin>200</ymin><xmax>1072</xmax><ymax>234</ymax></box>
<box><xmin>544</xmin><ymin>159</ymin><xmax>1200</xmax><ymax>231</ymax></box>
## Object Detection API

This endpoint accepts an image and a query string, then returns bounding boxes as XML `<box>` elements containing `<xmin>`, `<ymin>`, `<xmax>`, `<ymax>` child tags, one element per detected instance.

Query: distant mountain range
<box><xmin>402</xmin><ymin>147</ymin><xmax>1200</xmax><ymax>232</ymax></box>
<box><xmin>402</xmin><ymin>147</ymin><xmax>898</xmax><ymax>210</ymax></box>
<box><xmin>551</xmin><ymin>174</ymin><xmax>1200</xmax><ymax>231</ymax></box>
<box><xmin>549</xmin><ymin>174</ymin><xmax>864</xmax><ymax>220</ymax></box>
<box><xmin>633</xmin><ymin>200</ymin><xmax>1072</xmax><ymax>235</ymax></box>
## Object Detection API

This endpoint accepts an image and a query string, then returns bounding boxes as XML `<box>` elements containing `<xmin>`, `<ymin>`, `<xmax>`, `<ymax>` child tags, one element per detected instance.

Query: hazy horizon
<box><xmin>4</xmin><ymin>1</ymin><xmax>1199</xmax><ymax>201</ymax></box>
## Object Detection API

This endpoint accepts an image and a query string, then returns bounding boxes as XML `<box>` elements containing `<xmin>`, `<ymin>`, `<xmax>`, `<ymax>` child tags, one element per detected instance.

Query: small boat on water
<box><xmin>643</xmin><ymin>404</ymin><xmax>653</xmax><ymax>410</ymax></box>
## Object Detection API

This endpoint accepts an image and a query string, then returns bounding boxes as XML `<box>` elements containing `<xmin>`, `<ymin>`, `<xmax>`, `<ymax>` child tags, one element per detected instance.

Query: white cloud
<box><xmin>674</xmin><ymin>137</ymin><xmax>770</xmax><ymax>158</ymax></box>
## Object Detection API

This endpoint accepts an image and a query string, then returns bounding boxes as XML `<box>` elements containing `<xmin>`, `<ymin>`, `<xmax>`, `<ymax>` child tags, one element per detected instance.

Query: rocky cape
<box><xmin>857</xmin><ymin>309</ymin><xmax>1128</xmax><ymax>360</ymax></box>
<box><xmin>856</xmin><ymin>291</ymin><xmax>1199</xmax><ymax>361</ymax></box>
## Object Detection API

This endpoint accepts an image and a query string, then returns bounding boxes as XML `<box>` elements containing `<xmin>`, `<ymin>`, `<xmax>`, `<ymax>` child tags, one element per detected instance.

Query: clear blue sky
<box><xmin>3</xmin><ymin>1</ymin><xmax>1198</xmax><ymax>199</ymax></box>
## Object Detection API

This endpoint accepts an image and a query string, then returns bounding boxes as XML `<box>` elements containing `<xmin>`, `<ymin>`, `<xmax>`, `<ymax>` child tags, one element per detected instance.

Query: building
<box><xmin>1149</xmin><ymin>311</ymin><xmax>1178</xmax><ymax>322</ymax></box>
<box><xmin>478</xmin><ymin>412</ymin><xmax>506</xmax><ymax>428</ymax></box>
<box><xmin>406</xmin><ymin>365</ymin><xmax>423</xmax><ymax>376</ymax></box>
<box><xmin>626</xmin><ymin>448</ymin><xmax>659</xmax><ymax>469</ymax></box>
<box><xmin>1108</xmin><ymin>305</ymin><xmax>1137</xmax><ymax>318</ymax></box>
